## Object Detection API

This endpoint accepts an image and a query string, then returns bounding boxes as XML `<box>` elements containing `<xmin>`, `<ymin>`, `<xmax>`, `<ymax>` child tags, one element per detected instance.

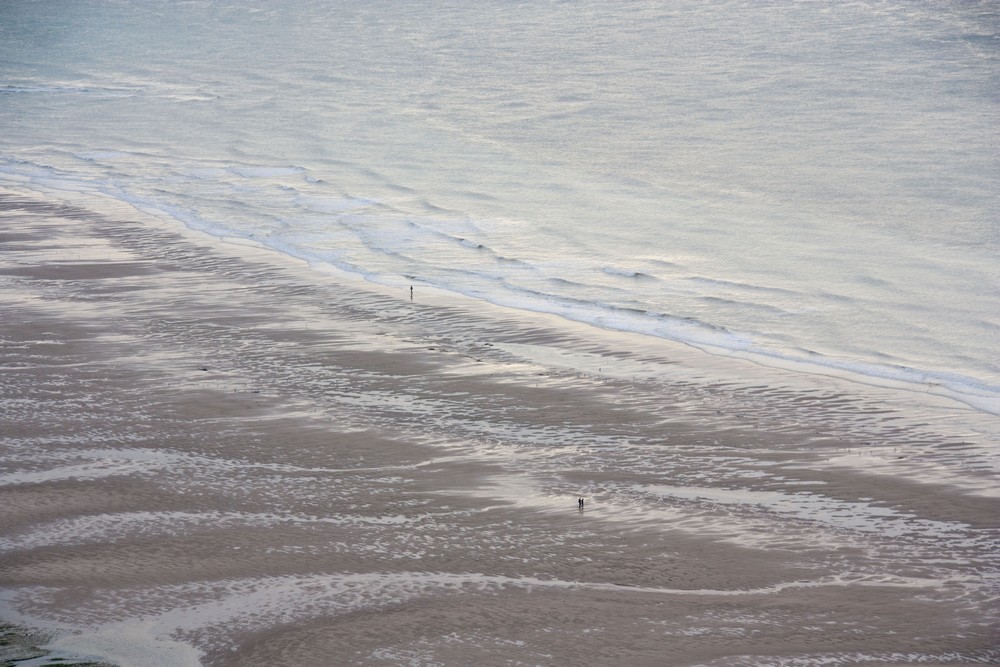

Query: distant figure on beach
<box><xmin>410</xmin><ymin>285</ymin><xmax>413</xmax><ymax>300</ymax></box>
<box><xmin>578</xmin><ymin>497</ymin><xmax>584</xmax><ymax>510</ymax></box>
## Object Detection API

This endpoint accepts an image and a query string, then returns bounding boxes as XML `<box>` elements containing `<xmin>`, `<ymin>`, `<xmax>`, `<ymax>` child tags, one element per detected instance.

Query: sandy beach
<box><xmin>1</xmin><ymin>185</ymin><xmax>998</xmax><ymax>666</ymax></box>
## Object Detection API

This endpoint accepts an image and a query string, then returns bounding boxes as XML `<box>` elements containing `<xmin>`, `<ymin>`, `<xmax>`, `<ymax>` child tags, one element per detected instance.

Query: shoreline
<box><xmin>7</xmin><ymin>176</ymin><xmax>998</xmax><ymax>422</ymax></box>
<box><xmin>1</xmin><ymin>185</ymin><xmax>998</xmax><ymax>666</ymax></box>
<box><xmin>28</xmin><ymin>182</ymin><xmax>1000</xmax><ymax>498</ymax></box>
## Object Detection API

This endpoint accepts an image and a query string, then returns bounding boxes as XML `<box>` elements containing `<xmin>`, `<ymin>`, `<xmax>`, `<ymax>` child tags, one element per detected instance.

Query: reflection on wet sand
<box><xmin>1</xmin><ymin>188</ymin><xmax>998</xmax><ymax>666</ymax></box>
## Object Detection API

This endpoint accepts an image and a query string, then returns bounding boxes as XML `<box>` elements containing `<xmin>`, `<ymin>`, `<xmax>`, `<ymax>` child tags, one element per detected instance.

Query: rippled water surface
<box><xmin>1</xmin><ymin>0</ymin><xmax>998</xmax><ymax>414</ymax></box>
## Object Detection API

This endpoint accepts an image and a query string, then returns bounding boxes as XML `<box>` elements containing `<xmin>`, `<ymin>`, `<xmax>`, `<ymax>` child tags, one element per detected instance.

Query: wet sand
<box><xmin>1</xmin><ymin>186</ymin><xmax>998</xmax><ymax>666</ymax></box>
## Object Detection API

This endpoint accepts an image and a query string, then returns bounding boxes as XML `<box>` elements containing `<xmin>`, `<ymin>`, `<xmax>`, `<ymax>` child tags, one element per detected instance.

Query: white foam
<box><xmin>225</xmin><ymin>165</ymin><xmax>305</xmax><ymax>178</ymax></box>
<box><xmin>74</xmin><ymin>150</ymin><xmax>129</xmax><ymax>161</ymax></box>
<box><xmin>296</xmin><ymin>194</ymin><xmax>380</xmax><ymax>213</ymax></box>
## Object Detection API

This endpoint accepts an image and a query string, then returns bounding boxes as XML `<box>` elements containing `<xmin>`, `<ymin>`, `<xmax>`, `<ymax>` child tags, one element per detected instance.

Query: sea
<box><xmin>1</xmin><ymin>0</ymin><xmax>998</xmax><ymax>417</ymax></box>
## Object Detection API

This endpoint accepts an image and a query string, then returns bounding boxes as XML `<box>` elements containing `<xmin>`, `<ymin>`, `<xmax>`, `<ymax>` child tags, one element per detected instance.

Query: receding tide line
<box><xmin>4</xmin><ymin>572</ymin><xmax>940</xmax><ymax>667</ymax></box>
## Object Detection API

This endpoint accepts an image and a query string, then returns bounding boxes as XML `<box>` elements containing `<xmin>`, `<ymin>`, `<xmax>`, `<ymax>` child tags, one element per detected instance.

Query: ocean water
<box><xmin>1</xmin><ymin>0</ymin><xmax>998</xmax><ymax>415</ymax></box>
